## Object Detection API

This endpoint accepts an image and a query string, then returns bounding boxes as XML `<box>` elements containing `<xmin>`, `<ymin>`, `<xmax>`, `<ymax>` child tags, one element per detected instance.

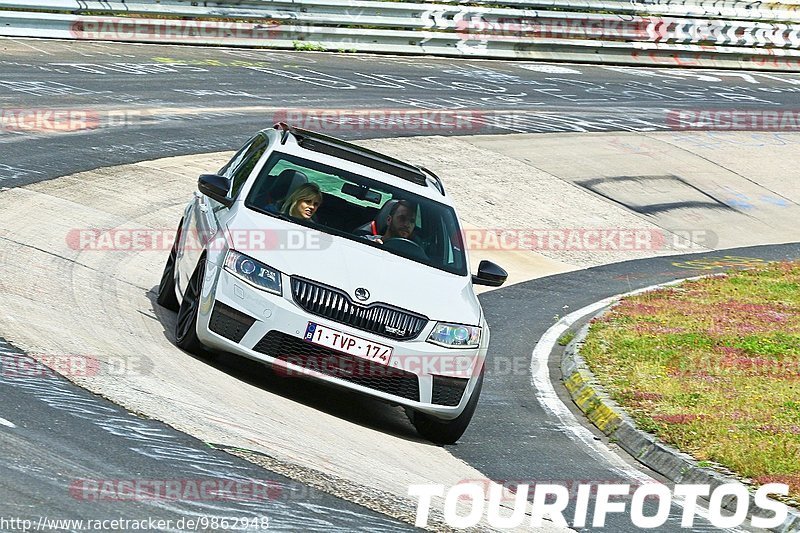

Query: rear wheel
<box><xmin>175</xmin><ymin>259</ymin><xmax>206</xmax><ymax>354</ymax></box>
<box><xmin>409</xmin><ymin>368</ymin><xmax>484</xmax><ymax>445</ymax></box>
<box><xmin>156</xmin><ymin>224</ymin><xmax>181</xmax><ymax>311</ymax></box>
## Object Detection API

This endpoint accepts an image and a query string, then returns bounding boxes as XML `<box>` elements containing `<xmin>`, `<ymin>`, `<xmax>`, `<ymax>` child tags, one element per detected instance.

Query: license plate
<box><xmin>303</xmin><ymin>322</ymin><xmax>393</xmax><ymax>365</ymax></box>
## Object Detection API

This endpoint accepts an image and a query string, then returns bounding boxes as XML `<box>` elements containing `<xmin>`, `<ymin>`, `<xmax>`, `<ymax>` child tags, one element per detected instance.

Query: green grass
<box><xmin>581</xmin><ymin>261</ymin><xmax>800</xmax><ymax>503</ymax></box>
<box><xmin>558</xmin><ymin>330</ymin><xmax>576</xmax><ymax>346</ymax></box>
<box><xmin>292</xmin><ymin>41</ymin><xmax>327</xmax><ymax>52</ymax></box>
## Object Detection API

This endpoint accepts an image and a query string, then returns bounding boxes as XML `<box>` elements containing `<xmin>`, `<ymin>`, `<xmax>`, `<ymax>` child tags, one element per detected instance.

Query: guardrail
<box><xmin>1</xmin><ymin>0</ymin><xmax>800</xmax><ymax>70</ymax></box>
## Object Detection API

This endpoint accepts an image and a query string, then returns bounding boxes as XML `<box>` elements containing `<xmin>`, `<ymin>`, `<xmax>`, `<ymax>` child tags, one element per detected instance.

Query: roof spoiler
<box><xmin>273</xmin><ymin>122</ymin><xmax>440</xmax><ymax>191</ymax></box>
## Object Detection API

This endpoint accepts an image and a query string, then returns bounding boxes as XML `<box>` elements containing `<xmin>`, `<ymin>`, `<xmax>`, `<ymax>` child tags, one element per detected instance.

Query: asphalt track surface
<box><xmin>2</xmin><ymin>38</ymin><xmax>800</xmax><ymax>186</ymax></box>
<box><xmin>2</xmin><ymin>37</ymin><xmax>800</xmax><ymax>531</ymax></box>
<box><xmin>0</xmin><ymin>339</ymin><xmax>415</xmax><ymax>532</ymax></box>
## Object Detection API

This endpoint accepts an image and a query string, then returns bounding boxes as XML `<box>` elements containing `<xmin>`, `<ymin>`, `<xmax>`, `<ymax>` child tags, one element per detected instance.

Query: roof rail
<box><xmin>273</xmin><ymin>122</ymin><xmax>428</xmax><ymax>187</ymax></box>
<box><xmin>274</xmin><ymin>122</ymin><xmax>291</xmax><ymax>145</ymax></box>
<box><xmin>418</xmin><ymin>166</ymin><xmax>445</xmax><ymax>196</ymax></box>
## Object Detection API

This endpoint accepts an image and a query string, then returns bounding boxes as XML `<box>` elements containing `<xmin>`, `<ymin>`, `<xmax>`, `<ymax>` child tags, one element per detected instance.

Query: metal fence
<box><xmin>2</xmin><ymin>0</ymin><xmax>800</xmax><ymax>70</ymax></box>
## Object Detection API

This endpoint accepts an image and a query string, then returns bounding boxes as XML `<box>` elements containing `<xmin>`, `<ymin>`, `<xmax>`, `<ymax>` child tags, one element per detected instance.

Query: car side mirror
<box><xmin>198</xmin><ymin>174</ymin><xmax>233</xmax><ymax>207</ymax></box>
<box><xmin>472</xmin><ymin>260</ymin><xmax>508</xmax><ymax>287</ymax></box>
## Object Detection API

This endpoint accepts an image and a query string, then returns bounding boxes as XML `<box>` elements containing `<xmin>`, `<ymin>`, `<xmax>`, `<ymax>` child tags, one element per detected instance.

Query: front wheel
<box><xmin>408</xmin><ymin>368</ymin><xmax>484</xmax><ymax>445</ymax></box>
<box><xmin>175</xmin><ymin>259</ymin><xmax>206</xmax><ymax>354</ymax></box>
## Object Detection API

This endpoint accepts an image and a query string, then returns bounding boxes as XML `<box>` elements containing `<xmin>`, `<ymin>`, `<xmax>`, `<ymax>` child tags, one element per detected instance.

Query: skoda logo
<box><xmin>354</xmin><ymin>288</ymin><xmax>370</xmax><ymax>302</ymax></box>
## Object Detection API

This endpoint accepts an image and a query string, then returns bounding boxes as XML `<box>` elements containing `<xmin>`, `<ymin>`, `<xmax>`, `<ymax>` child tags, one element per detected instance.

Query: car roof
<box><xmin>265</xmin><ymin>123</ymin><xmax>452</xmax><ymax>204</ymax></box>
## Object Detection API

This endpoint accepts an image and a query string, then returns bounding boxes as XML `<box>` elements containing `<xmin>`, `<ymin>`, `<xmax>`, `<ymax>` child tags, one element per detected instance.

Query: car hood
<box><xmin>227</xmin><ymin>210</ymin><xmax>482</xmax><ymax>325</ymax></box>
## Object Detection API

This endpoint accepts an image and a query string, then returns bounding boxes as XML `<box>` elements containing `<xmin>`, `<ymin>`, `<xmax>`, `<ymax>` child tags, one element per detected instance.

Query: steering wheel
<box><xmin>383</xmin><ymin>238</ymin><xmax>428</xmax><ymax>261</ymax></box>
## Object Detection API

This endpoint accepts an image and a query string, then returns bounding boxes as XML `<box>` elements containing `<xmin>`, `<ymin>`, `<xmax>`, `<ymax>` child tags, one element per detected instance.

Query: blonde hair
<box><xmin>282</xmin><ymin>183</ymin><xmax>323</xmax><ymax>216</ymax></box>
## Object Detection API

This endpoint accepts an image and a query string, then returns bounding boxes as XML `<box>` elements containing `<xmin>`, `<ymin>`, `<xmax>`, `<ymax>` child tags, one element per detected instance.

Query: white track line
<box><xmin>9</xmin><ymin>38</ymin><xmax>52</xmax><ymax>56</ymax></box>
<box><xmin>530</xmin><ymin>278</ymin><xmax>741</xmax><ymax>531</ymax></box>
<box><xmin>0</xmin><ymin>417</ymin><xmax>16</xmax><ymax>428</ymax></box>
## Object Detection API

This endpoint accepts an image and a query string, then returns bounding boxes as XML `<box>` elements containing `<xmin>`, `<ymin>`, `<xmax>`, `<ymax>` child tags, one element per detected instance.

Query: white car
<box><xmin>157</xmin><ymin>123</ymin><xmax>507</xmax><ymax>444</ymax></box>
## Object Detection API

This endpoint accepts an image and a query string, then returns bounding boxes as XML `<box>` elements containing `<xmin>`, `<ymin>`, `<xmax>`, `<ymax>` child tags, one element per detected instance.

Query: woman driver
<box><xmin>282</xmin><ymin>183</ymin><xmax>322</xmax><ymax>221</ymax></box>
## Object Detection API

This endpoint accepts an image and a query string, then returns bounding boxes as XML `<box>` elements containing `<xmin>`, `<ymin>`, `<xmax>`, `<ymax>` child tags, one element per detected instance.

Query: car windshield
<box><xmin>244</xmin><ymin>152</ymin><xmax>467</xmax><ymax>276</ymax></box>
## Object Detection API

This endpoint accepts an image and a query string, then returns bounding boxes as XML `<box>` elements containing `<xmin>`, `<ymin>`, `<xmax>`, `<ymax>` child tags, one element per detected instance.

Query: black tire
<box><xmin>156</xmin><ymin>225</ymin><xmax>181</xmax><ymax>311</ymax></box>
<box><xmin>409</xmin><ymin>367</ymin><xmax>484</xmax><ymax>445</ymax></box>
<box><xmin>175</xmin><ymin>259</ymin><xmax>206</xmax><ymax>354</ymax></box>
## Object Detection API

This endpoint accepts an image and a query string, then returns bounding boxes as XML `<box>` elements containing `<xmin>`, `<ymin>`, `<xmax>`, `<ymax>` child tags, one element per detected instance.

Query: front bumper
<box><xmin>195</xmin><ymin>266</ymin><xmax>486</xmax><ymax>419</ymax></box>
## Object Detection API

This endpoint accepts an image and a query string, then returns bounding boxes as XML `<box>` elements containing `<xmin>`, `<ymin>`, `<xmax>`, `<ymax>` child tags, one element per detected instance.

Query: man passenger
<box><xmin>364</xmin><ymin>199</ymin><xmax>417</xmax><ymax>244</ymax></box>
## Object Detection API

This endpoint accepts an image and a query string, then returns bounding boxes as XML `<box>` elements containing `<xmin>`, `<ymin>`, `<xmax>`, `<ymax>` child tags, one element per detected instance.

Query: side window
<box><xmin>218</xmin><ymin>133</ymin><xmax>269</xmax><ymax>202</ymax></box>
<box><xmin>219</xmin><ymin>135</ymin><xmax>257</xmax><ymax>178</ymax></box>
<box><xmin>230</xmin><ymin>140</ymin><xmax>267</xmax><ymax>199</ymax></box>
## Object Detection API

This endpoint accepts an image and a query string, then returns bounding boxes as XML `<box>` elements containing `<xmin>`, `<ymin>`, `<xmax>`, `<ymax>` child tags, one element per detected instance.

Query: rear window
<box><xmin>245</xmin><ymin>152</ymin><xmax>467</xmax><ymax>276</ymax></box>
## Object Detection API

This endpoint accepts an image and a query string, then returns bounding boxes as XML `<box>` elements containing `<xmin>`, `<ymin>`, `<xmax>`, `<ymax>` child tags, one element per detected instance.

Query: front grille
<box><xmin>290</xmin><ymin>277</ymin><xmax>427</xmax><ymax>340</ymax></box>
<box><xmin>253</xmin><ymin>331</ymin><xmax>420</xmax><ymax>402</ymax></box>
<box><xmin>209</xmin><ymin>302</ymin><xmax>255</xmax><ymax>343</ymax></box>
<box><xmin>431</xmin><ymin>375</ymin><xmax>469</xmax><ymax>406</ymax></box>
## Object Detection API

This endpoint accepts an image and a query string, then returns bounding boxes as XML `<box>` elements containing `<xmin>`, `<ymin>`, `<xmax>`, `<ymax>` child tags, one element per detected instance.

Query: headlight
<box><xmin>224</xmin><ymin>250</ymin><xmax>282</xmax><ymax>295</ymax></box>
<box><xmin>427</xmin><ymin>322</ymin><xmax>481</xmax><ymax>348</ymax></box>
